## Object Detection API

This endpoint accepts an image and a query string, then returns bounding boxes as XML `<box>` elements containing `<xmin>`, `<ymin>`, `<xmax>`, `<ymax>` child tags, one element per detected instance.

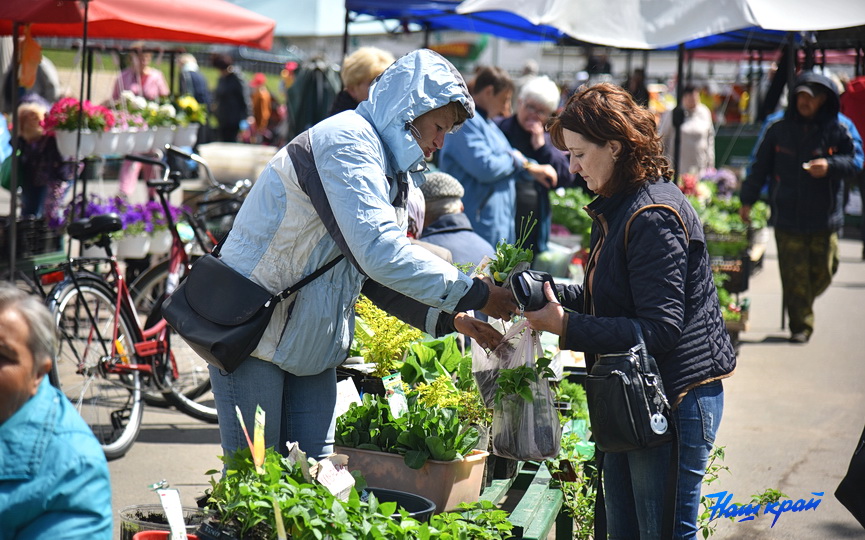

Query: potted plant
<box><xmin>117</xmin><ymin>91</ymin><xmax>154</xmax><ymax>153</ymax></box>
<box><xmin>349</xmin><ymin>295</ymin><xmax>423</xmax><ymax>395</ymax></box>
<box><xmin>88</xmin><ymin>103</ymin><xmax>119</xmax><ymax>156</ymax></box>
<box><xmin>335</xmin><ymin>392</ymin><xmax>489</xmax><ymax>512</ymax></box>
<box><xmin>145</xmin><ymin>99</ymin><xmax>178</xmax><ymax>152</ymax></box>
<box><xmin>113</xmin><ymin>198</ymin><xmax>153</xmax><ymax>258</ymax></box>
<box><xmin>174</xmin><ymin>95</ymin><xmax>207</xmax><ymax>147</ymax></box>
<box><xmin>43</xmin><ymin>97</ymin><xmax>98</xmax><ymax>158</ymax></box>
<box><xmin>200</xmin><ymin>442</ymin><xmax>512</xmax><ymax>539</ymax></box>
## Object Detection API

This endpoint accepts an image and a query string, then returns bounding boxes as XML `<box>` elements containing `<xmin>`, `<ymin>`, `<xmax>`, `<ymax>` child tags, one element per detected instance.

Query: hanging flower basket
<box><xmin>116</xmin><ymin>129</ymin><xmax>137</xmax><ymax>156</ymax></box>
<box><xmin>94</xmin><ymin>129</ymin><xmax>121</xmax><ymax>156</ymax></box>
<box><xmin>151</xmin><ymin>126</ymin><xmax>176</xmax><ymax>153</ymax></box>
<box><xmin>116</xmin><ymin>235</ymin><xmax>152</xmax><ymax>259</ymax></box>
<box><xmin>54</xmin><ymin>129</ymin><xmax>96</xmax><ymax>159</ymax></box>
<box><xmin>149</xmin><ymin>229</ymin><xmax>173</xmax><ymax>255</ymax></box>
<box><xmin>173</xmin><ymin>123</ymin><xmax>199</xmax><ymax>147</ymax></box>
<box><xmin>132</xmin><ymin>128</ymin><xmax>155</xmax><ymax>154</ymax></box>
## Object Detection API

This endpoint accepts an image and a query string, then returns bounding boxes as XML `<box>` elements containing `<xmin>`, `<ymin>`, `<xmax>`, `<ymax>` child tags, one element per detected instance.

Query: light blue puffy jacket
<box><xmin>220</xmin><ymin>49</ymin><xmax>478</xmax><ymax>376</ymax></box>
<box><xmin>0</xmin><ymin>378</ymin><xmax>112</xmax><ymax>540</ymax></box>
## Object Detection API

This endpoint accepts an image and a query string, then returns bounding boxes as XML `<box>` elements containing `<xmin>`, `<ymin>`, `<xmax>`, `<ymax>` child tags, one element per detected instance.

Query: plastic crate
<box><xmin>711</xmin><ymin>256</ymin><xmax>750</xmax><ymax>293</ymax></box>
<box><xmin>0</xmin><ymin>217</ymin><xmax>62</xmax><ymax>259</ymax></box>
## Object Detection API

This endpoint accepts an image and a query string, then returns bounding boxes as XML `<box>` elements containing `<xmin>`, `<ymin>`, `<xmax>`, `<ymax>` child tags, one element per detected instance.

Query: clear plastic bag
<box><xmin>474</xmin><ymin>320</ymin><xmax>562</xmax><ymax>460</ymax></box>
<box><xmin>472</xmin><ymin>319</ymin><xmax>526</xmax><ymax>408</ymax></box>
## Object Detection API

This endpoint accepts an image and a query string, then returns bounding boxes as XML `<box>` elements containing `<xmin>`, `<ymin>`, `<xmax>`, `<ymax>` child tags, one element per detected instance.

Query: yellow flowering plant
<box><xmin>175</xmin><ymin>95</ymin><xmax>207</xmax><ymax>126</ymax></box>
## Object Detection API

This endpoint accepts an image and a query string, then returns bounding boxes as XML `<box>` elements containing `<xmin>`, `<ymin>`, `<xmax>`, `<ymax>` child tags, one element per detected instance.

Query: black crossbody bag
<box><xmin>162</xmin><ymin>237</ymin><xmax>343</xmax><ymax>373</ymax></box>
<box><xmin>585</xmin><ymin>319</ymin><xmax>674</xmax><ymax>453</ymax></box>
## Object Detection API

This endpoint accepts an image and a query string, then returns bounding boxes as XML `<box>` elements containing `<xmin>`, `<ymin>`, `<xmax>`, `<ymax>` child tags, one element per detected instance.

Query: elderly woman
<box><xmin>496</xmin><ymin>75</ymin><xmax>585</xmax><ymax>254</ymax></box>
<box><xmin>524</xmin><ymin>83</ymin><xmax>736</xmax><ymax>539</ymax></box>
<box><xmin>211</xmin><ymin>49</ymin><xmax>516</xmax><ymax>461</ymax></box>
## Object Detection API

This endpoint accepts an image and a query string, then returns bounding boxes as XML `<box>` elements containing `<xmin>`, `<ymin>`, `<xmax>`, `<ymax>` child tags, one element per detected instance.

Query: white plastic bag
<box><xmin>474</xmin><ymin>320</ymin><xmax>562</xmax><ymax>460</ymax></box>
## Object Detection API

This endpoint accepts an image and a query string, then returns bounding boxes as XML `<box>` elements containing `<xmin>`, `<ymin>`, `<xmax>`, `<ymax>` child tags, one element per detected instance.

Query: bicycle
<box><xmin>125</xmin><ymin>146</ymin><xmax>250</xmax><ymax>415</ymax></box>
<box><xmin>35</xmin><ymin>153</ymin><xmax>232</xmax><ymax>458</ymax></box>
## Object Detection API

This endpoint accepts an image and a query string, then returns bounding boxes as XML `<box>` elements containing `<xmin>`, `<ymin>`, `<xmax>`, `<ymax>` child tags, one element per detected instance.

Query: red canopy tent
<box><xmin>1</xmin><ymin>0</ymin><xmax>276</xmax><ymax>275</ymax></box>
<box><xmin>0</xmin><ymin>0</ymin><xmax>276</xmax><ymax>50</ymax></box>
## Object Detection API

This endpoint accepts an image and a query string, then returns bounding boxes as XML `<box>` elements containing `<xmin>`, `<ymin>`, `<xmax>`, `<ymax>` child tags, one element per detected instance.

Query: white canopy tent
<box><xmin>456</xmin><ymin>0</ymin><xmax>865</xmax><ymax>50</ymax></box>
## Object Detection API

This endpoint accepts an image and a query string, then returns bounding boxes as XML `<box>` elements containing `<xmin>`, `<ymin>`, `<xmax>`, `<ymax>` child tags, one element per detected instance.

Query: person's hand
<box><xmin>527</xmin><ymin>163</ymin><xmax>558</xmax><ymax>189</ymax></box>
<box><xmin>738</xmin><ymin>204</ymin><xmax>752</xmax><ymax>224</ymax></box>
<box><xmin>523</xmin><ymin>282</ymin><xmax>566</xmax><ymax>335</ymax></box>
<box><xmin>804</xmin><ymin>158</ymin><xmax>829</xmax><ymax>178</ymax></box>
<box><xmin>480</xmin><ymin>278</ymin><xmax>519</xmax><ymax>321</ymax></box>
<box><xmin>525</xmin><ymin>118</ymin><xmax>546</xmax><ymax>150</ymax></box>
<box><xmin>453</xmin><ymin>312</ymin><xmax>504</xmax><ymax>350</ymax></box>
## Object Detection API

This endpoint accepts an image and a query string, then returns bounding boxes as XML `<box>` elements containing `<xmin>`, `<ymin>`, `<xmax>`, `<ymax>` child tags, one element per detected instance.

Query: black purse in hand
<box><xmin>585</xmin><ymin>320</ymin><xmax>674</xmax><ymax>453</ymax></box>
<box><xmin>162</xmin><ymin>238</ymin><xmax>343</xmax><ymax>373</ymax></box>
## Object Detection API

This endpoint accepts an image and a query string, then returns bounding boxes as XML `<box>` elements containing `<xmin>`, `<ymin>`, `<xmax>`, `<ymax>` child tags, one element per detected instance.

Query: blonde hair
<box><xmin>341</xmin><ymin>47</ymin><xmax>395</xmax><ymax>89</ymax></box>
<box><xmin>17</xmin><ymin>102</ymin><xmax>46</xmax><ymax>121</ymax></box>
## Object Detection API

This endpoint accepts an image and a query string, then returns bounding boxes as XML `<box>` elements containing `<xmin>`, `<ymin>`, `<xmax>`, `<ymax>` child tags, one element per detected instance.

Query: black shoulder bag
<box><xmin>585</xmin><ymin>319</ymin><xmax>674</xmax><ymax>453</ymax></box>
<box><xmin>162</xmin><ymin>237</ymin><xmax>343</xmax><ymax>373</ymax></box>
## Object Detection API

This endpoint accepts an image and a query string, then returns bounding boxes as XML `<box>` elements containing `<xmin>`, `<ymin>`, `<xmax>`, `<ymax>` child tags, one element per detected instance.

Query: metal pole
<box><xmin>342</xmin><ymin>5</ymin><xmax>350</xmax><ymax>59</ymax></box>
<box><xmin>7</xmin><ymin>23</ymin><xmax>20</xmax><ymax>279</ymax></box>
<box><xmin>673</xmin><ymin>43</ymin><xmax>685</xmax><ymax>181</ymax></box>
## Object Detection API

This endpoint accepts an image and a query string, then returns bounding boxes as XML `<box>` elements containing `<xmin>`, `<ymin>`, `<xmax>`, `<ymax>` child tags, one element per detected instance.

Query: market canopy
<box><xmin>456</xmin><ymin>0</ymin><xmax>865</xmax><ymax>49</ymax></box>
<box><xmin>346</xmin><ymin>0</ymin><xmax>565</xmax><ymax>42</ymax></box>
<box><xmin>0</xmin><ymin>0</ymin><xmax>276</xmax><ymax>50</ymax></box>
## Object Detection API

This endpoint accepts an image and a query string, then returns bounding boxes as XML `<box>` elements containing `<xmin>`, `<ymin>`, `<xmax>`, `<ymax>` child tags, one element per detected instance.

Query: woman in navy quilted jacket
<box><xmin>524</xmin><ymin>83</ymin><xmax>736</xmax><ymax>540</ymax></box>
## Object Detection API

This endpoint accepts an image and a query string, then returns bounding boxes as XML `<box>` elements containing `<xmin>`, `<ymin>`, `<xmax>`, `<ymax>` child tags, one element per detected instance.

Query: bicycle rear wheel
<box><xmin>145</xmin><ymin>298</ymin><xmax>219</xmax><ymax>424</ymax></box>
<box><xmin>47</xmin><ymin>276</ymin><xmax>144</xmax><ymax>460</ymax></box>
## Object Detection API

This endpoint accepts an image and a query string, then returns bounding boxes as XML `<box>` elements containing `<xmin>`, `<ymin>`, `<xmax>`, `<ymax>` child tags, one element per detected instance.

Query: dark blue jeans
<box><xmin>604</xmin><ymin>380</ymin><xmax>724</xmax><ymax>539</ymax></box>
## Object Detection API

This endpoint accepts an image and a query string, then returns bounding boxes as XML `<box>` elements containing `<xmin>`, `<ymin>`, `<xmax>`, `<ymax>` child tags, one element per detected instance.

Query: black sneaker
<box><xmin>789</xmin><ymin>332</ymin><xmax>810</xmax><ymax>344</ymax></box>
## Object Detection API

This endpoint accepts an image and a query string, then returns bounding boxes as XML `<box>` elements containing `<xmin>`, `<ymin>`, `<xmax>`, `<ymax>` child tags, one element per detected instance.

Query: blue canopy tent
<box><xmin>343</xmin><ymin>0</ymin><xmax>565</xmax><ymax>56</ymax></box>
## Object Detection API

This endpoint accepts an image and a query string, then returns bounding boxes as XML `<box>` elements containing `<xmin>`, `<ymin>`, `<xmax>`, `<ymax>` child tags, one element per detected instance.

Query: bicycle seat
<box><xmin>67</xmin><ymin>213</ymin><xmax>123</xmax><ymax>242</ymax></box>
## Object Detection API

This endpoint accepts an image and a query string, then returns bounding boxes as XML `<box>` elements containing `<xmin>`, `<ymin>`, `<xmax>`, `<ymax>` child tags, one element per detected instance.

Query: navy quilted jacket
<box><xmin>558</xmin><ymin>180</ymin><xmax>736</xmax><ymax>405</ymax></box>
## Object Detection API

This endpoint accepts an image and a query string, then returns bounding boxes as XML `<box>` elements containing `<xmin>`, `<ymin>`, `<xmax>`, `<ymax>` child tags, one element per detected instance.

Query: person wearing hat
<box><xmin>250</xmin><ymin>72</ymin><xmax>273</xmax><ymax>144</ymax></box>
<box><xmin>420</xmin><ymin>170</ymin><xmax>495</xmax><ymax>273</ymax></box>
<box><xmin>740</xmin><ymin>72</ymin><xmax>864</xmax><ymax>344</ymax></box>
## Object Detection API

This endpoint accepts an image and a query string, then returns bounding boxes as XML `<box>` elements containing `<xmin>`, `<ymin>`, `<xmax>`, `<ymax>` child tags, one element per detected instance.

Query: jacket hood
<box><xmin>355</xmin><ymin>49</ymin><xmax>474</xmax><ymax>173</ymax></box>
<box><xmin>786</xmin><ymin>72</ymin><xmax>841</xmax><ymax>123</ymax></box>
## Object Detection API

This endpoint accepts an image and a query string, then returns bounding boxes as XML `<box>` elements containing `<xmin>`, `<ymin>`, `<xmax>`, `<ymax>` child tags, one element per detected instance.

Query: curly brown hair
<box><xmin>547</xmin><ymin>83</ymin><xmax>671</xmax><ymax>196</ymax></box>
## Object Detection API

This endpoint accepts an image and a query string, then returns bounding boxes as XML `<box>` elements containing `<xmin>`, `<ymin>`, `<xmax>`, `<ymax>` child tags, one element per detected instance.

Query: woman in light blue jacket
<box><xmin>212</xmin><ymin>49</ymin><xmax>516</xmax><ymax>460</ymax></box>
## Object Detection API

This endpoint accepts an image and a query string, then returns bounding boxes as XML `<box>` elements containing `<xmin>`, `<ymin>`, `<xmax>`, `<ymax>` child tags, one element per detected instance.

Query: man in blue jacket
<box><xmin>740</xmin><ymin>72</ymin><xmax>864</xmax><ymax>343</ymax></box>
<box><xmin>0</xmin><ymin>284</ymin><xmax>112</xmax><ymax>539</ymax></box>
<box><xmin>439</xmin><ymin>66</ymin><xmax>556</xmax><ymax>248</ymax></box>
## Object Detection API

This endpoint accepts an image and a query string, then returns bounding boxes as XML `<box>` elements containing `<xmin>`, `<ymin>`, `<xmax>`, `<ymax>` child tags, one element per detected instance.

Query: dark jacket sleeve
<box><xmin>740</xmin><ymin>123</ymin><xmax>778</xmax><ymax>206</ymax></box>
<box><xmin>827</xmin><ymin>120</ymin><xmax>864</xmax><ymax>181</ymax></box>
<box><xmin>362</xmin><ymin>279</ymin><xmax>486</xmax><ymax>337</ymax></box>
<box><xmin>535</xmin><ymin>136</ymin><xmax>578</xmax><ymax>189</ymax></box>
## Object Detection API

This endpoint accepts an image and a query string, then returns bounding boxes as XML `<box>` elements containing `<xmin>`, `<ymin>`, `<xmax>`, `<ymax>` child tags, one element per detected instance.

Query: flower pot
<box><xmin>119</xmin><ymin>504</ymin><xmax>204</xmax><ymax>540</ymax></box>
<box><xmin>117</xmin><ymin>235</ymin><xmax>152</xmax><ymax>259</ymax></box>
<box><xmin>78</xmin><ymin>239</ymin><xmax>115</xmax><ymax>258</ymax></box>
<box><xmin>335</xmin><ymin>446</ymin><xmax>489</xmax><ymax>513</ymax></box>
<box><xmin>54</xmin><ymin>129</ymin><xmax>96</xmax><ymax>159</ymax></box>
<box><xmin>133</xmin><ymin>532</ymin><xmax>200</xmax><ymax>540</ymax></box>
<box><xmin>151</xmin><ymin>126</ymin><xmax>176</xmax><ymax>153</ymax></box>
<box><xmin>94</xmin><ymin>129</ymin><xmax>121</xmax><ymax>156</ymax></box>
<box><xmin>116</xmin><ymin>129</ymin><xmax>137</xmax><ymax>156</ymax></box>
<box><xmin>173</xmin><ymin>123</ymin><xmax>199</xmax><ymax>147</ymax></box>
<box><xmin>149</xmin><ymin>229</ymin><xmax>173</xmax><ymax>255</ymax></box>
<box><xmin>365</xmin><ymin>487</ymin><xmax>436</xmax><ymax>522</ymax></box>
<box><xmin>133</xmin><ymin>128</ymin><xmax>155</xmax><ymax>154</ymax></box>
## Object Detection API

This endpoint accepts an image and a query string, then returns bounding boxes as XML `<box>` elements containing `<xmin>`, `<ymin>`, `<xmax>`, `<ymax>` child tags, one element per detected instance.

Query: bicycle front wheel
<box><xmin>47</xmin><ymin>276</ymin><xmax>144</xmax><ymax>460</ymax></box>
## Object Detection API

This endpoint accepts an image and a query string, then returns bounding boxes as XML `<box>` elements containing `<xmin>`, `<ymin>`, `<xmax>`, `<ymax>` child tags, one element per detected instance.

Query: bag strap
<box><xmin>210</xmin><ymin>231</ymin><xmax>344</xmax><ymax>306</ymax></box>
<box><xmin>623</xmin><ymin>203</ymin><xmax>690</xmax><ymax>253</ymax></box>
<box><xmin>272</xmin><ymin>254</ymin><xmax>345</xmax><ymax>304</ymax></box>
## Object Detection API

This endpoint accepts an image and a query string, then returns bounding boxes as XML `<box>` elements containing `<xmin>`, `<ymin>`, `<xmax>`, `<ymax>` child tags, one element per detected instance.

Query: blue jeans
<box><xmin>209</xmin><ymin>358</ymin><xmax>337</xmax><ymax>460</ymax></box>
<box><xmin>604</xmin><ymin>380</ymin><xmax>724</xmax><ymax>540</ymax></box>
